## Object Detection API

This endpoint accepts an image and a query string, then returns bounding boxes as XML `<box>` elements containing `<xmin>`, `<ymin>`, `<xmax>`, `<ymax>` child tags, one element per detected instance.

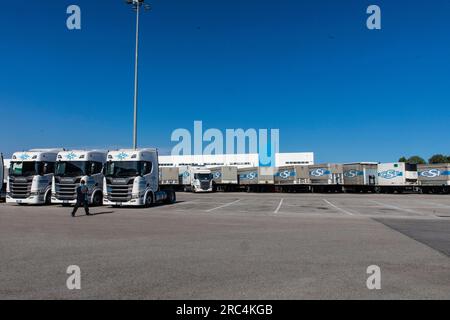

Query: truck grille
<box><xmin>55</xmin><ymin>182</ymin><xmax>77</xmax><ymax>200</ymax></box>
<box><xmin>200</xmin><ymin>181</ymin><xmax>211</xmax><ymax>191</ymax></box>
<box><xmin>10</xmin><ymin>180</ymin><xmax>32</xmax><ymax>199</ymax></box>
<box><xmin>107</xmin><ymin>184</ymin><xmax>133</xmax><ymax>202</ymax></box>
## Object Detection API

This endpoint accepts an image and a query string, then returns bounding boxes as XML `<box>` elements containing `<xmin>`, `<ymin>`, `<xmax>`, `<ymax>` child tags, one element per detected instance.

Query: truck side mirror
<box><xmin>90</xmin><ymin>163</ymin><xmax>95</xmax><ymax>176</ymax></box>
<box><xmin>42</xmin><ymin>163</ymin><xmax>48</xmax><ymax>176</ymax></box>
<box><xmin>142</xmin><ymin>163</ymin><xmax>149</xmax><ymax>176</ymax></box>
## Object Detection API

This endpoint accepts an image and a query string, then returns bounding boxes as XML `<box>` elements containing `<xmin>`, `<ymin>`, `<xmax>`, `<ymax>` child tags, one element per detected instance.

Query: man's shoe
<box><xmin>71</xmin><ymin>213</ymin><xmax>75</xmax><ymax>217</ymax></box>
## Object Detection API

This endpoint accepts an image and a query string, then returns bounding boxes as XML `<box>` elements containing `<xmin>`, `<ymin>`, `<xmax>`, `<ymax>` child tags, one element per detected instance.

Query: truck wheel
<box><xmin>144</xmin><ymin>193</ymin><xmax>154</xmax><ymax>208</ymax></box>
<box><xmin>165</xmin><ymin>191</ymin><xmax>176</xmax><ymax>204</ymax></box>
<box><xmin>45</xmin><ymin>192</ymin><xmax>52</xmax><ymax>205</ymax></box>
<box><xmin>92</xmin><ymin>192</ymin><xmax>103</xmax><ymax>207</ymax></box>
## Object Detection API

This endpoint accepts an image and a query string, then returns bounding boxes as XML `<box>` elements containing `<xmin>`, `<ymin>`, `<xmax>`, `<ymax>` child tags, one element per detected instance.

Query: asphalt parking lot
<box><xmin>0</xmin><ymin>192</ymin><xmax>449</xmax><ymax>299</ymax></box>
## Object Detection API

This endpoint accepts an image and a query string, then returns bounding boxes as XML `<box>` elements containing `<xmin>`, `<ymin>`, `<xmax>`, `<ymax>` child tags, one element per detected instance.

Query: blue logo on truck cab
<box><xmin>19</xmin><ymin>154</ymin><xmax>30</xmax><ymax>160</ymax></box>
<box><xmin>117</xmin><ymin>152</ymin><xmax>129</xmax><ymax>160</ymax></box>
<box><xmin>67</xmin><ymin>152</ymin><xmax>77</xmax><ymax>160</ymax></box>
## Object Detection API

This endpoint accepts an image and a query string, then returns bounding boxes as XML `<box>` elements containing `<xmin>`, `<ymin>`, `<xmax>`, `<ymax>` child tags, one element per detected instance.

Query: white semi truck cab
<box><xmin>180</xmin><ymin>166</ymin><xmax>213</xmax><ymax>192</ymax></box>
<box><xmin>7</xmin><ymin>149</ymin><xmax>63</xmax><ymax>205</ymax></box>
<box><xmin>103</xmin><ymin>149</ymin><xmax>176</xmax><ymax>207</ymax></box>
<box><xmin>52</xmin><ymin>150</ymin><xmax>107</xmax><ymax>206</ymax></box>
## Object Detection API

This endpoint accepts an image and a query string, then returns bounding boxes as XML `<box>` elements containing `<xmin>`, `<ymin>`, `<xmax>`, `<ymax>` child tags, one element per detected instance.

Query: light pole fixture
<box><xmin>125</xmin><ymin>0</ymin><xmax>151</xmax><ymax>150</ymax></box>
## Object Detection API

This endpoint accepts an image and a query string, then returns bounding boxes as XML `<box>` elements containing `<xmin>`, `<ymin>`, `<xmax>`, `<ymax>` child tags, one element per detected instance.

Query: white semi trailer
<box><xmin>210</xmin><ymin>166</ymin><xmax>238</xmax><ymax>192</ymax></box>
<box><xmin>418</xmin><ymin>163</ymin><xmax>450</xmax><ymax>194</ymax></box>
<box><xmin>103</xmin><ymin>149</ymin><xmax>176</xmax><ymax>207</ymax></box>
<box><xmin>238</xmin><ymin>167</ymin><xmax>275</xmax><ymax>192</ymax></box>
<box><xmin>0</xmin><ymin>154</ymin><xmax>4</xmax><ymax>200</ymax></box>
<box><xmin>7</xmin><ymin>149</ymin><xmax>63</xmax><ymax>205</ymax></box>
<box><xmin>52</xmin><ymin>150</ymin><xmax>108</xmax><ymax>206</ymax></box>
<box><xmin>377</xmin><ymin>162</ymin><xmax>418</xmax><ymax>193</ymax></box>
<box><xmin>179</xmin><ymin>166</ymin><xmax>213</xmax><ymax>192</ymax></box>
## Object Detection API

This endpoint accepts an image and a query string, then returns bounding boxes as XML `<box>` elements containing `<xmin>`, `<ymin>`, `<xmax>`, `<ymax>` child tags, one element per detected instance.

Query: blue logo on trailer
<box><xmin>117</xmin><ymin>152</ymin><xmax>129</xmax><ymax>160</ymax></box>
<box><xmin>213</xmin><ymin>172</ymin><xmax>222</xmax><ymax>179</ymax></box>
<box><xmin>419</xmin><ymin>169</ymin><xmax>450</xmax><ymax>178</ymax></box>
<box><xmin>277</xmin><ymin>170</ymin><xmax>296</xmax><ymax>179</ymax></box>
<box><xmin>19</xmin><ymin>154</ymin><xmax>30</xmax><ymax>160</ymax></box>
<box><xmin>378</xmin><ymin>170</ymin><xmax>403</xmax><ymax>179</ymax></box>
<box><xmin>240</xmin><ymin>172</ymin><xmax>258</xmax><ymax>180</ymax></box>
<box><xmin>344</xmin><ymin>170</ymin><xmax>363</xmax><ymax>178</ymax></box>
<box><xmin>310</xmin><ymin>169</ymin><xmax>330</xmax><ymax>177</ymax></box>
<box><xmin>66</xmin><ymin>152</ymin><xmax>77</xmax><ymax>160</ymax></box>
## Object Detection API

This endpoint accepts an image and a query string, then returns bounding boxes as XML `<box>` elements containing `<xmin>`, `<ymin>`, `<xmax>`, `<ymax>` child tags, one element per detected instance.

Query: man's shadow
<box><xmin>88</xmin><ymin>211</ymin><xmax>115</xmax><ymax>216</ymax></box>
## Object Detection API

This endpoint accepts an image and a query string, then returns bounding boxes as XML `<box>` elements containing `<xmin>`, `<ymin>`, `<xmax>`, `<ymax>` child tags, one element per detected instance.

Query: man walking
<box><xmin>72</xmin><ymin>180</ymin><xmax>90</xmax><ymax>217</ymax></box>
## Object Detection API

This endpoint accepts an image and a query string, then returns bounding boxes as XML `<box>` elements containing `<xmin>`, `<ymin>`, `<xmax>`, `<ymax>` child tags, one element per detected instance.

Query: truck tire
<box><xmin>144</xmin><ymin>193</ymin><xmax>154</xmax><ymax>208</ymax></box>
<box><xmin>92</xmin><ymin>192</ymin><xmax>103</xmax><ymax>207</ymax></box>
<box><xmin>165</xmin><ymin>191</ymin><xmax>176</xmax><ymax>204</ymax></box>
<box><xmin>45</xmin><ymin>191</ymin><xmax>52</xmax><ymax>205</ymax></box>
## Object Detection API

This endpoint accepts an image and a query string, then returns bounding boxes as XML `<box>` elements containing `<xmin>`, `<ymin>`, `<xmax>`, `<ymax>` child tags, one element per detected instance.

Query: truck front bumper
<box><xmin>51</xmin><ymin>197</ymin><xmax>77</xmax><ymax>205</ymax></box>
<box><xmin>6</xmin><ymin>194</ymin><xmax>45</xmax><ymax>205</ymax></box>
<box><xmin>103</xmin><ymin>197</ymin><xmax>144</xmax><ymax>206</ymax></box>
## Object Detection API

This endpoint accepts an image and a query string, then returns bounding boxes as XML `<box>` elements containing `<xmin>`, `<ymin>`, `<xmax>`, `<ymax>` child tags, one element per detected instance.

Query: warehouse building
<box><xmin>159</xmin><ymin>152</ymin><xmax>314</xmax><ymax>169</ymax></box>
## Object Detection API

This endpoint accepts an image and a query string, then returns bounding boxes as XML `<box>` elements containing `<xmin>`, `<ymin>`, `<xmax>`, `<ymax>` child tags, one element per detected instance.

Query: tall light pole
<box><xmin>125</xmin><ymin>0</ymin><xmax>151</xmax><ymax>150</ymax></box>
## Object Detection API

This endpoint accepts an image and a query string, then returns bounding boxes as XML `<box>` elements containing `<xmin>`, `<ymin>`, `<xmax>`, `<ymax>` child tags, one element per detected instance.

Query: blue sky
<box><xmin>0</xmin><ymin>0</ymin><xmax>449</xmax><ymax>163</ymax></box>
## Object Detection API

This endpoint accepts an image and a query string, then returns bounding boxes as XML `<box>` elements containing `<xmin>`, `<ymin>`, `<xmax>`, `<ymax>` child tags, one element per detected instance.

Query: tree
<box><xmin>407</xmin><ymin>156</ymin><xmax>426</xmax><ymax>165</ymax></box>
<box><xmin>398</xmin><ymin>157</ymin><xmax>407</xmax><ymax>162</ymax></box>
<box><xmin>428</xmin><ymin>154</ymin><xmax>448</xmax><ymax>164</ymax></box>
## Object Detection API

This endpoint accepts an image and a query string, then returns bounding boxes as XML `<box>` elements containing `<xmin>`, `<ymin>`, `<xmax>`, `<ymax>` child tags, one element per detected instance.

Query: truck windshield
<box><xmin>194</xmin><ymin>173</ymin><xmax>212</xmax><ymax>181</ymax></box>
<box><xmin>55</xmin><ymin>161</ymin><xmax>86</xmax><ymax>177</ymax></box>
<box><xmin>10</xmin><ymin>162</ymin><xmax>41</xmax><ymax>177</ymax></box>
<box><xmin>105</xmin><ymin>161</ymin><xmax>141</xmax><ymax>178</ymax></box>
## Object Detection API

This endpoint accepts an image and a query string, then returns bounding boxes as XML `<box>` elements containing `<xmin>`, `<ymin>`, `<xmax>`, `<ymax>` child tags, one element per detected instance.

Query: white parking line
<box><xmin>273</xmin><ymin>199</ymin><xmax>284</xmax><ymax>214</ymax></box>
<box><xmin>206</xmin><ymin>199</ymin><xmax>242</xmax><ymax>212</ymax></box>
<box><xmin>323</xmin><ymin>199</ymin><xmax>354</xmax><ymax>216</ymax></box>
<box><xmin>369</xmin><ymin>200</ymin><xmax>431</xmax><ymax>217</ymax></box>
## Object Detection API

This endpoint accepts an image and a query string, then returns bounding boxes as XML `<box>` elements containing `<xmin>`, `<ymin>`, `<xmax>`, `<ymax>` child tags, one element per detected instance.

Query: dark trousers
<box><xmin>72</xmin><ymin>200</ymin><xmax>89</xmax><ymax>215</ymax></box>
